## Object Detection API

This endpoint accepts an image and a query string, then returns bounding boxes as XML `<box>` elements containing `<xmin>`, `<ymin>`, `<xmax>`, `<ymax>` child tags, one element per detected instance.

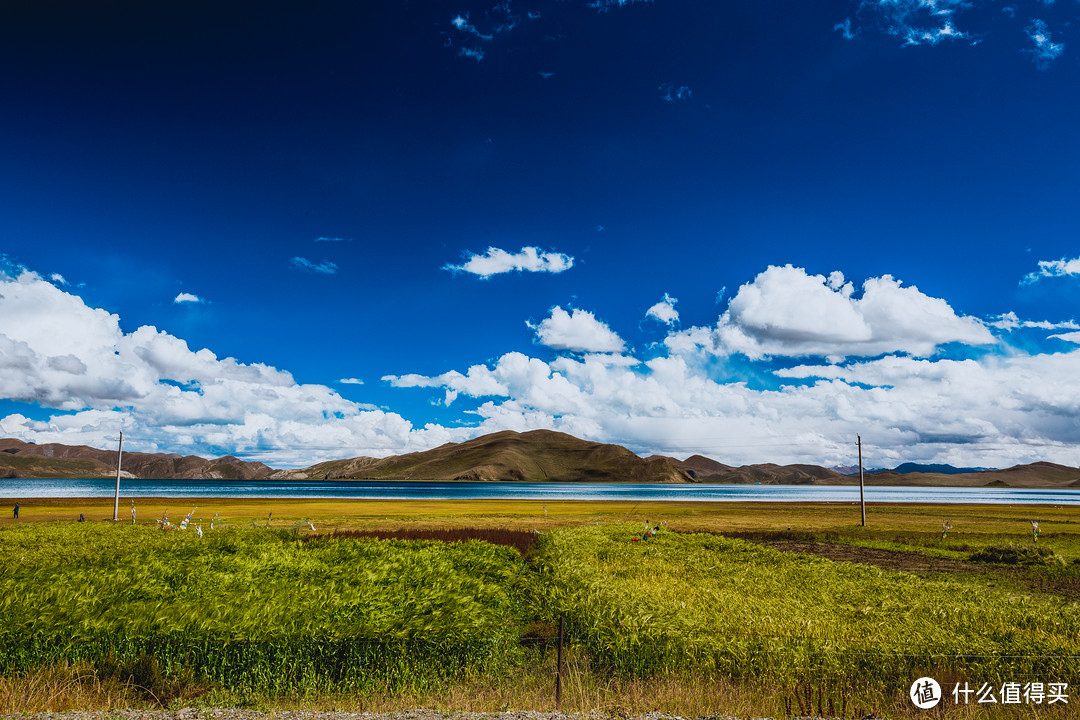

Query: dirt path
<box><xmin>754</xmin><ymin>541</ymin><xmax>982</xmax><ymax>573</ymax></box>
<box><xmin>753</xmin><ymin>541</ymin><xmax>1080</xmax><ymax>601</ymax></box>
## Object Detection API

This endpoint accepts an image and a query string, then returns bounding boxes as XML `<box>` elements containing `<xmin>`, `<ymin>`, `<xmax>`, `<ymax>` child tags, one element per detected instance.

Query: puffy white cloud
<box><xmin>0</xmin><ymin>267</ymin><xmax>459</xmax><ymax>467</ymax></box>
<box><xmin>290</xmin><ymin>257</ymin><xmax>338</xmax><ymax>274</ymax></box>
<box><xmin>1024</xmin><ymin>19</ymin><xmax>1064</xmax><ymax>69</ymax></box>
<box><xmin>531</xmin><ymin>306</ymin><xmax>626</xmax><ymax>353</ymax></box>
<box><xmin>337</xmin><ymin>378</ymin><xmax>364</xmax><ymax>385</ymax></box>
<box><xmin>385</xmin><ymin>362</ymin><xmax>510</xmax><ymax>406</ymax></box>
<box><xmin>1022</xmin><ymin>255</ymin><xmax>1080</xmax><ymax>284</ymax></box>
<box><xmin>665</xmin><ymin>265</ymin><xmax>993</xmax><ymax>360</ymax></box>
<box><xmin>388</xmin><ymin>341</ymin><xmax>1080</xmax><ymax>468</ymax></box>
<box><xmin>645</xmin><ymin>293</ymin><xmax>680</xmax><ymax>325</ymax></box>
<box><xmin>174</xmin><ymin>292</ymin><xmax>205</xmax><ymax>304</ymax></box>
<box><xmin>50</xmin><ymin>273</ymin><xmax>67</xmax><ymax>285</ymax></box>
<box><xmin>444</xmin><ymin>246</ymin><xmax>574</xmax><ymax>279</ymax></box>
<box><xmin>10</xmin><ymin>257</ymin><xmax>1080</xmax><ymax>471</ymax></box>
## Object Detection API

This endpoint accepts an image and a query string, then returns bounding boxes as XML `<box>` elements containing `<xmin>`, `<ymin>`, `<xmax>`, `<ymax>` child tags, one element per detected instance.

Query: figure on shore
<box><xmin>1030</xmin><ymin>520</ymin><xmax>1040</xmax><ymax>543</ymax></box>
<box><xmin>13</xmin><ymin>503</ymin><xmax>18</xmax><ymax>519</ymax></box>
<box><xmin>78</xmin><ymin>513</ymin><xmax>85</xmax><ymax>522</ymax></box>
<box><xmin>131</xmin><ymin>499</ymin><xmax>136</xmax><ymax>525</ymax></box>
<box><xmin>941</xmin><ymin>518</ymin><xmax>952</xmax><ymax>539</ymax></box>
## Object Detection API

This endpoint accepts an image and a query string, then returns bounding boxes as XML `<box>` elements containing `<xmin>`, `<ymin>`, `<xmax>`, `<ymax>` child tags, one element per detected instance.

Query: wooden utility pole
<box><xmin>555</xmin><ymin>615</ymin><xmax>564</xmax><ymax>709</ymax></box>
<box><xmin>858</xmin><ymin>434</ymin><xmax>866</xmax><ymax>526</ymax></box>
<box><xmin>113</xmin><ymin>431</ymin><xmax>123</xmax><ymax>521</ymax></box>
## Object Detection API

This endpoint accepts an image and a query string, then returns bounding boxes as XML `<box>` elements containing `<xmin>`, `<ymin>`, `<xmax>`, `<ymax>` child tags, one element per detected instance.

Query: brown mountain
<box><xmin>662</xmin><ymin>457</ymin><xmax>845</xmax><ymax>484</ymax></box>
<box><xmin>1</xmin><ymin>433</ymin><xmax>1076</xmax><ymax>488</ymax></box>
<box><xmin>0</xmin><ymin>438</ymin><xmax>274</xmax><ymax>480</ymax></box>
<box><xmin>277</xmin><ymin>429</ymin><xmax>694</xmax><ymax>483</ymax></box>
<box><xmin>862</xmin><ymin>461</ymin><xmax>1080</xmax><ymax>489</ymax></box>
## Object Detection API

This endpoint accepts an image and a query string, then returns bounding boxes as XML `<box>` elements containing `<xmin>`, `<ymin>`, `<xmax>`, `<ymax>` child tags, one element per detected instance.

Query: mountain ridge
<box><xmin>1</xmin><ymin>432</ymin><xmax>1077</xmax><ymax>488</ymax></box>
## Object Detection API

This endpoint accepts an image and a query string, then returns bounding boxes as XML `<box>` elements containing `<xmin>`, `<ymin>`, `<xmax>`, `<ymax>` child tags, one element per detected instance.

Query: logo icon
<box><xmin>910</xmin><ymin>677</ymin><xmax>942</xmax><ymax>709</ymax></box>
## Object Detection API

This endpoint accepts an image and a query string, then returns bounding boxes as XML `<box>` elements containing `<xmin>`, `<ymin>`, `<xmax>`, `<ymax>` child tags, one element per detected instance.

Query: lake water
<box><xmin>1</xmin><ymin>478</ymin><xmax>1077</xmax><ymax>504</ymax></box>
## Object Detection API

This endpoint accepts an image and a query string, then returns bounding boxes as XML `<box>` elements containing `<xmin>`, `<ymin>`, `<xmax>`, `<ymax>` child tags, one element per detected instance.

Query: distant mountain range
<box><xmin>2</xmin><ymin>431</ymin><xmax>1078</xmax><ymax>489</ymax></box>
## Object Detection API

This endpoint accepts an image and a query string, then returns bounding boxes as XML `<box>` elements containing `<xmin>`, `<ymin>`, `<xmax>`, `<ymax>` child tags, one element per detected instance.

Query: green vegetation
<box><xmin>968</xmin><ymin>543</ymin><xmax>1062</xmax><ymax>566</ymax></box>
<box><xmin>2</xmin><ymin>512</ymin><xmax>1079</xmax><ymax>716</ymax></box>
<box><xmin>0</xmin><ymin>524</ymin><xmax>532</xmax><ymax>701</ymax></box>
<box><xmin>534</xmin><ymin>526</ymin><xmax>1080</xmax><ymax>683</ymax></box>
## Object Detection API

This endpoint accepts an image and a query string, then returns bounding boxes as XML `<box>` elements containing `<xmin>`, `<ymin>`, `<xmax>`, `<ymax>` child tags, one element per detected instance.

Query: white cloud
<box><xmin>645</xmin><ymin>294</ymin><xmax>680</xmax><ymax>325</ymax></box>
<box><xmin>444</xmin><ymin>246</ymin><xmax>574</xmax><ymax>279</ymax></box>
<box><xmin>174</xmin><ymin>292</ymin><xmax>205</xmax><ymax>304</ymax></box>
<box><xmin>1022</xmin><ymin>255</ymin><xmax>1080</xmax><ymax>284</ymax></box>
<box><xmin>1050</xmin><ymin>331</ymin><xmax>1080</xmax><ymax>344</ymax></box>
<box><xmin>858</xmin><ymin>0</ymin><xmax>970</xmax><ymax>46</ymax></box>
<box><xmin>50</xmin><ymin>273</ymin><xmax>67</xmax><ymax>285</ymax></box>
<box><xmin>835</xmin><ymin>17</ymin><xmax>856</xmax><ymax>40</ymax></box>
<box><xmin>1024</xmin><ymin>18</ymin><xmax>1064</xmax><ymax>69</ymax></box>
<box><xmin>12</xmin><ymin>257</ymin><xmax>1080</xmax><ymax>471</ymax></box>
<box><xmin>290</xmin><ymin>257</ymin><xmax>339</xmax><ymax>274</ymax></box>
<box><xmin>0</xmin><ymin>266</ymin><xmax>457</xmax><ymax>467</ymax></box>
<box><xmin>386</xmin><ymin>341</ymin><xmax>1080</xmax><ymax>468</ymax></box>
<box><xmin>531</xmin><ymin>306</ymin><xmax>626</xmax><ymax>354</ymax></box>
<box><xmin>337</xmin><ymin>378</ymin><xmax>364</xmax><ymax>385</ymax></box>
<box><xmin>987</xmin><ymin>311</ymin><xmax>1079</xmax><ymax>331</ymax></box>
<box><xmin>664</xmin><ymin>265</ymin><xmax>994</xmax><ymax>361</ymax></box>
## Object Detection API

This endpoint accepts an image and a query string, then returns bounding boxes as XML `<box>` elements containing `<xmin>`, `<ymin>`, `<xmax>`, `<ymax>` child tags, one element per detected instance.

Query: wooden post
<box><xmin>555</xmin><ymin>615</ymin><xmax>564</xmax><ymax>709</ymax></box>
<box><xmin>112</xmin><ymin>431</ymin><xmax>123</xmax><ymax>521</ymax></box>
<box><xmin>858</xmin><ymin>434</ymin><xmax>866</xmax><ymax>527</ymax></box>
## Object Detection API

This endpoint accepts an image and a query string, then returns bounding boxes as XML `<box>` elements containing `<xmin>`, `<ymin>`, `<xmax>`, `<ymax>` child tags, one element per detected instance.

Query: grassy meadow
<box><xmin>1</xmin><ymin>497</ymin><xmax>1078</xmax><ymax>718</ymax></box>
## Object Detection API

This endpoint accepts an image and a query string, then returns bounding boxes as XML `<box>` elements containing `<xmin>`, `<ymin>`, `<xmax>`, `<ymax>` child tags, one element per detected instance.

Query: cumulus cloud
<box><xmin>12</xmin><ymin>257</ymin><xmax>1080</xmax><ymax>470</ymax></box>
<box><xmin>1022</xmin><ymin>255</ymin><xmax>1080</xmax><ymax>283</ymax></box>
<box><xmin>645</xmin><ymin>294</ymin><xmax>680</xmax><ymax>325</ymax></box>
<box><xmin>1024</xmin><ymin>18</ymin><xmax>1064</xmax><ymax>69</ymax></box>
<box><xmin>50</xmin><ymin>273</ymin><xmax>67</xmax><ymax>285</ymax></box>
<box><xmin>290</xmin><ymin>257</ymin><xmax>339</xmax><ymax>274</ymax></box>
<box><xmin>173</xmin><ymin>293</ymin><xmax>205</xmax><ymax>304</ymax></box>
<box><xmin>531</xmin><ymin>306</ymin><xmax>626</xmax><ymax>354</ymax></box>
<box><xmin>664</xmin><ymin>266</ymin><xmax>993</xmax><ymax>361</ymax></box>
<box><xmin>386</xmin><ymin>339</ymin><xmax>1080</xmax><ymax>468</ymax></box>
<box><xmin>0</xmin><ymin>266</ymin><xmax>456</xmax><ymax>467</ymax></box>
<box><xmin>444</xmin><ymin>246</ymin><xmax>574</xmax><ymax>279</ymax></box>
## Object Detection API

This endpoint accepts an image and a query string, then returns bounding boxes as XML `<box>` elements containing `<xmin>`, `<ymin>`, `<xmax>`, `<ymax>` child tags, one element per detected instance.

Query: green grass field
<box><xmin>1</xmin><ymin>498</ymin><xmax>1078</xmax><ymax>718</ymax></box>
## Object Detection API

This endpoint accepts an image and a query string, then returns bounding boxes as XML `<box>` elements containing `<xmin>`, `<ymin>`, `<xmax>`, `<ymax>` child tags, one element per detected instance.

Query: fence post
<box><xmin>556</xmin><ymin>615</ymin><xmax>564</xmax><ymax>709</ymax></box>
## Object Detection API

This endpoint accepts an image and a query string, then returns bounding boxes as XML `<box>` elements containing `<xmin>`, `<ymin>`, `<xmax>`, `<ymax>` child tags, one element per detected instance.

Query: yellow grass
<box><xmin>1</xmin><ymin>496</ymin><xmax>1074</xmax><ymax>537</ymax></box>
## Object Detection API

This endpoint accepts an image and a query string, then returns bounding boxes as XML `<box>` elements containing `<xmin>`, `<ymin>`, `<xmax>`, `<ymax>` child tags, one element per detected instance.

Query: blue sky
<box><xmin>3</xmin><ymin>0</ymin><xmax>1080</xmax><ymax>469</ymax></box>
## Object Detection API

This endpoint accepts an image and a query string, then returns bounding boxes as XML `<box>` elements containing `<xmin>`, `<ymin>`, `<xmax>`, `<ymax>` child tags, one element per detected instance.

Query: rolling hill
<box><xmin>1</xmin><ymin>432</ymin><xmax>1077</xmax><ymax>488</ymax></box>
<box><xmin>0</xmin><ymin>438</ymin><xmax>274</xmax><ymax>480</ymax></box>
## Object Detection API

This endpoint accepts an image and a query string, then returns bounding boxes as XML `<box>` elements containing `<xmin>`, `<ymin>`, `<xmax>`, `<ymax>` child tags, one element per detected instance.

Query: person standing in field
<box><xmin>13</xmin><ymin>503</ymin><xmax>18</xmax><ymax>519</ymax></box>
